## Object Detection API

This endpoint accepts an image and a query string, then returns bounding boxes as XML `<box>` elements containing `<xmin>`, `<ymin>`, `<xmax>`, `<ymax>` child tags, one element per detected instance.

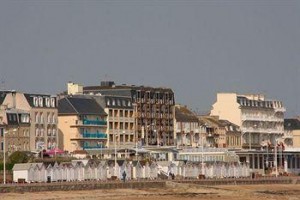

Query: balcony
<box><xmin>83</xmin><ymin>119</ymin><xmax>106</xmax><ymax>126</ymax></box>
<box><xmin>83</xmin><ymin>144</ymin><xmax>105</xmax><ymax>149</ymax></box>
<box><xmin>83</xmin><ymin>132</ymin><xmax>107</xmax><ymax>139</ymax></box>
<box><xmin>71</xmin><ymin>119</ymin><xmax>107</xmax><ymax>128</ymax></box>
<box><xmin>242</xmin><ymin>127</ymin><xmax>284</xmax><ymax>134</ymax></box>
<box><xmin>71</xmin><ymin>132</ymin><xmax>107</xmax><ymax>141</ymax></box>
<box><xmin>274</xmin><ymin>107</ymin><xmax>286</xmax><ymax>113</ymax></box>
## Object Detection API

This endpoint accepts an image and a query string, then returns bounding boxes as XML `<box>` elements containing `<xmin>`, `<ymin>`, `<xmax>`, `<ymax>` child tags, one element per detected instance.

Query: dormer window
<box><xmin>50</xmin><ymin>98</ymin><xmax>55</xmax><ymax>107</ymax></box>
<box><xmin>39</xmin><ymin>97</ymin><xmax>43</xmax><ymax>107</ymax></box>
<box><xmin>45</xmin><ymin>97</ymin><xmax>50</xmax><ymax>107</ymax></box>
<box><xmin>33</xmin><ymin>97</ymin><xmax>39</xmax><ymax>107</ymax></box>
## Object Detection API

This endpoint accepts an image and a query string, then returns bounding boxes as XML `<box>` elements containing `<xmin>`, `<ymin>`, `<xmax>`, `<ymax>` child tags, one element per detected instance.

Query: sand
<box><xmin>1</xmin><ymin>183</ymin><xmax>300</xmax><ymax>200</ymax></box>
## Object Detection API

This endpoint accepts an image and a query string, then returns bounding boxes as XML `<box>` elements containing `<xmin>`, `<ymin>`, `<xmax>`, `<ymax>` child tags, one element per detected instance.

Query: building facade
<box><xmin>0</xmin><ymin>106</ymin><xmax>30</xmax><ymax>153</ymax></box>
<box><xmin>83</xmin><ymin>81</ymin><xmax>175</xmax><ymax>147</ymax></box>
<box><xmin>92</xmin><ymin>95</ymin><xmax>135</xmax><ymax>148</ymax></box>
<box><xmin>1</xmin><ymin>91</ymin><xmax>58</xmax><ymax>151</ymax></box>
<box><xmin>211</xmin><ymin>93</ymin><xmax>285</xmax><ymax>149</ymax></box>
<box><xmin>174</xmin><ymin>105</ymin><xmax>205</xmax><ymax>148</ymax></box>
<box><xmin>284</xmin><ymin>118</ymin><xmax>300</xmax><ymax>148</ymax></box>
<box><xmin>58</xmin><ymin>96</ymin><xmax>107</xmax><ymax>152</ymax></box>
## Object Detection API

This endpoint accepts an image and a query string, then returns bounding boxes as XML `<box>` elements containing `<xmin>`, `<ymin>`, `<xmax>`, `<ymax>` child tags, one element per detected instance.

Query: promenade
<box><xmin>0</xmin><ymin>176</ymin><xmax>299</xmax><ymax>193</ymax></box>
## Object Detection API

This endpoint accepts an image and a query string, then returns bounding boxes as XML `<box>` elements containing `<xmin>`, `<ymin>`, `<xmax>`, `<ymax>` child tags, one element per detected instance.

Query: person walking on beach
<box><xmin>122</xmin><ymin>171</ymin><xmax>127</xmax><ymax>182</ymax></box>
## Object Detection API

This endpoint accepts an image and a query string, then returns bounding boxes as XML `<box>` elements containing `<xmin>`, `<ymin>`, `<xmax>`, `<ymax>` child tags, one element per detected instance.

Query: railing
<box><xmin>242</xmin><ymin>127</ymin><xmax>284</xmax><ymax>134</ymax></box>
<box><xmin>82</xmin><ymin>132</ymin><xmax>107</xmax><ymax>139</ymax></box>
<box><xmin>83</xmin><ymin>145</ymin><xmax>104</xmax><ymax>149</ymax></box>
<box><xmin>83</xmin><ymin>119</ymin><xmax>107</xmax><ymax>126</ymax></box>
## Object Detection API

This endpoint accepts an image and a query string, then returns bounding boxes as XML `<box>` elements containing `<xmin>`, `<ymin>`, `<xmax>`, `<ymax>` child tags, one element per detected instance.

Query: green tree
<box><xmin>8</xmin><ymin>151</ymin><xmax>29</xmax><ymax>164</ymax></box>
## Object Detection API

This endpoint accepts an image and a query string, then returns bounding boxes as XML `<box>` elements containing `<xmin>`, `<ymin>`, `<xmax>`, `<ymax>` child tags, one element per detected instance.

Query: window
<box><xmin>47</xmin><ymin>113</ymin><xmax>51</xmax><ymax>123</ymax></box>
<box><xmin>40</xmin><ymin>113</ymin><xmax>44</xmax><ymax>123</ymax></box>
<box><xmin>35</xmin><ymin>128</ymin><xmax>39</xmax><ymax>137</ymax></box>
<box><xmin>35</xmin><ymin>113</ymin><xmax>39</xmax><ymax>123</ymax></box>
<box><xmin>107</xmin><ymin>99</ymin><xmax>110</xmax><ymax>106</ymax></box>
<box><xmin>45</xmin><ymin>97</ymin><xmax>50</xmax><ymax>107</ymax></box>
<box><xmin>112</xmin><ymin>100</ymin><xmax>115</xmax><ymax>106</ymax></box>
<box><xmin>51</xmin><ymin>98</ymin><xmax>56</xmax><ymax>107</ymax></box>
<box><xmin>52</xmin><ymin>129</ymin><xmax>56</xmax><ymax>136</ymax></box>
<box><xmin>39</xmin><ymin>97</ymin><xmax>43</xmax><ymax>107</ymax></box>
<box><xmin>33</xmin><ymin>97</ymin><xmax>39</xmax><ymax>107</ymax></box>
<box><xmin>0</xmin><ymin>128</ymin><xmax>3</xmax><ymax>137</ymax></box>
<box><xmin>52</xmin><ymin>115</ymin><xmax>56</xmax><ymax>123</ymax></box>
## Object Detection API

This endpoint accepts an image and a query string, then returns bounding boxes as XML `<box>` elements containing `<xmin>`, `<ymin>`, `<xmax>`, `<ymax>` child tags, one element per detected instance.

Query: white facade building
<box><xmin>211</xmin><ymin>93</ymin><xmax>285</xmax><ymax>149</ymax></box>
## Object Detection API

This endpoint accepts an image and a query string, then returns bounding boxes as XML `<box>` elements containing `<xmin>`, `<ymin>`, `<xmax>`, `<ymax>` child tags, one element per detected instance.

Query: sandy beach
<box><xmin>1</xmin><ymin>183</ymin><xmax>300</xmax><ymax>200</ymax></box>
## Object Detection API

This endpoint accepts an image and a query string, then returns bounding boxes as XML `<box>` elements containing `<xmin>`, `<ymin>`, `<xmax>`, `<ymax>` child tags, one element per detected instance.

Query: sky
<box><xmin>0</xmin><ymin>0</ymin><xmax>299</xmax><ymax>117</ymax></box>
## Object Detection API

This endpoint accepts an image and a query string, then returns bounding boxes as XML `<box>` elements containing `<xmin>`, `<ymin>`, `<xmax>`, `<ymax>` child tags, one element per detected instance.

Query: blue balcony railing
<box><xmin>83</xmin><ymin>119</ymin><xmax>107</xmax><ymax>126</ymax></box>
<box><xmin>82</xmin><ymin>132</ymin><xmax>107</xmax><ymax>139</ymax></box>
<box><xmin>83</xmin><ymin>144</ymin><xmax>105</xmax><ymax>149</ymax></box>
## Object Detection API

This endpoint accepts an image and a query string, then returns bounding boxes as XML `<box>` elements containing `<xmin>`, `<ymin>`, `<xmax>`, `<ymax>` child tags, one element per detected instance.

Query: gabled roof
<box><xmin>12</xmin><ymin>163</ymin><xmax>43</xmax><ymax>171</ymax></box>
<box><xmin>284</xmin><ymin>118</ymin><xmax>300</xmax><ymax>130</ymax></box>
<box><xmin>199</xmin><ymin>116</ymin><xmax>223</xmax><ymax>127</ymax></box>
<box><xmin>175</xmin><ymin>105</ymin><xmax>199</xmax><ymax>122</ymax></box>
<box><xmin>58</xmin><ymin>96</ymin><xmax>106</xmax><ymax>116</ymax></box>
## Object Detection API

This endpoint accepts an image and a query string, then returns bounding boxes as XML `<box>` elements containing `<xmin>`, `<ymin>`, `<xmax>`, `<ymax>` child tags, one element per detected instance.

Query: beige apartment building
<box><xmin>92</xmin><ymin>95</ymin><xmax>135</xmax><ymax>149</ymax></box>
<box><xmin>0</xmin><ymin>106</ymin><xmax>30</xmax><ymax>153</ymax></box>
<box><xmin>1</xmin><ymin>91</ymin><xmax>58</xmax><ymax>151</ymax></box>
<box><xmin>83</xmin><ymin>81</ymin><xmax>175</xmax><ymax>147</ymax></box>
<box><xmin>66</xmin><ymin>83</ymin><xmax>136</xmax><ymax>149</ymax></box>
<box><xmin>174</xmin><ymin>105</ymin><xmax>206</xmax><ymax>148</ymax></box>
<box><xmin>58</xmin><ymin>96</ymin><xmax>107</xmax><ymax>153</ymax></box>
<box><xmin>211</xmin><ymin>93</ymin><xmax>285</xmax><ymax>149</ymax></box>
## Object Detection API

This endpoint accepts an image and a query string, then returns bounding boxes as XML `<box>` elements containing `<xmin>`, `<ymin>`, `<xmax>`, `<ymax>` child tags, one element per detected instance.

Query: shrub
<box><xmin>8</xmin><ymin>151</ymin><xmax>29</xmax><ymax>164</ymax></box>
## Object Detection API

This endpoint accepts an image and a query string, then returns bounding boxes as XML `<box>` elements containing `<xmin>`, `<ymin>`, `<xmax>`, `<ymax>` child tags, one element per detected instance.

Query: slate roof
<box><xmin>24</xmin><ymin>93</ymin><xmax>55</xmax><ymax>107</ymax></box>
<box><xmin>199</xmin><ymin>116</ymin><xmax>223</xmax><ymax>127</ymax></box>
<box><xmin>175</xmin><ymin>105</ymin><xmax>199</xmax><ymax>122</ymax></box>
<box><xmin>0</xmin><ymin>91</ymin><xmax>11</xmax><ymax>105</ymax></box>
<box><xmin>58</xmin><ymin>96</ymin><xmax>106</xmax><ymax>116</ymax></box>
<box><xmin>83</xmin><ymin>84</ymin><xmax>174</xmax><ymax>98</ymax></box>
<box><xmin>284</xmin><ymin>118</ymin><xmax>300</xmax><ymax>130</ymax></box>
<box><xmin>92</xmin><ymin>95</ymin><xmax>134</xmax><ymax>109</ymax></box>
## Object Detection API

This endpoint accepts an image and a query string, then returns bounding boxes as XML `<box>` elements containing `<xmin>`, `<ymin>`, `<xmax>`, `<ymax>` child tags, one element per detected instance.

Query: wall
<box><xmin>211</xmin><ymin>93</ymin><xmax>242</xmax><ymax>126</ymax></box>
<box><xmin>293</xmin><ymin>130</ymin><xmax>300</xmax><ymax>148</ymax></box>
<box><xmin>0</xmin><ymin>181</ymin><xmax>166</xmax><ymax>193</ymax></box>
<box><xmin>13</xmin><ymin>170</ymin><xmax>28</xmax><ymax>182</ymax></box>
<box><xmin>58</xmin><ymin>115</ymin><xmax>78</xmax><ymax>152</ymax></box>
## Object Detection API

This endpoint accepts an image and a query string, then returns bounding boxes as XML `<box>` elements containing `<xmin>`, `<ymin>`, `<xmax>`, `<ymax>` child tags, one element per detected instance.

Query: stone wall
<box><xmin>0</xmin><ymin>181</ymin><xmax>166</xmax><ymax>193</ymax></box>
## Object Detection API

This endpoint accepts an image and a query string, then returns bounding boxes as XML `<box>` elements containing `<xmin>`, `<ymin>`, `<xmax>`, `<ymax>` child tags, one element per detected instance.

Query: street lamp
<box><xmin>3</xmin><ymin>129</ymin><xmax>7</xmax><ymax>184</ymax></box>
<box><xmin>114</xmin><ymin>132</ymin><xmax>117</xmax><ymax>176</ymax></box>
<box><xmin>201</xmin><ymin>132</ymin><xmax>204</xmax><ymax>175</ymax></box>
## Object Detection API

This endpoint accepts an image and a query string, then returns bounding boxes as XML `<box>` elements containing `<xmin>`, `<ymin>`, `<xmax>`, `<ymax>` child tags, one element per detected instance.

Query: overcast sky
<box><xmin>0</xmin><ymin>0</ymin><xmax>299</xmax><ymax>116</ymax></box>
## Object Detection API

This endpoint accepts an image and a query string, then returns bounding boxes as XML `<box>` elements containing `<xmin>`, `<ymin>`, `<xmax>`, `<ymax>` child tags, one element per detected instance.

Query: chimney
<box><xmin>12</xmin><ymin>90</ymin><xmax>16</xmax><ymax>109</ymax></box>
